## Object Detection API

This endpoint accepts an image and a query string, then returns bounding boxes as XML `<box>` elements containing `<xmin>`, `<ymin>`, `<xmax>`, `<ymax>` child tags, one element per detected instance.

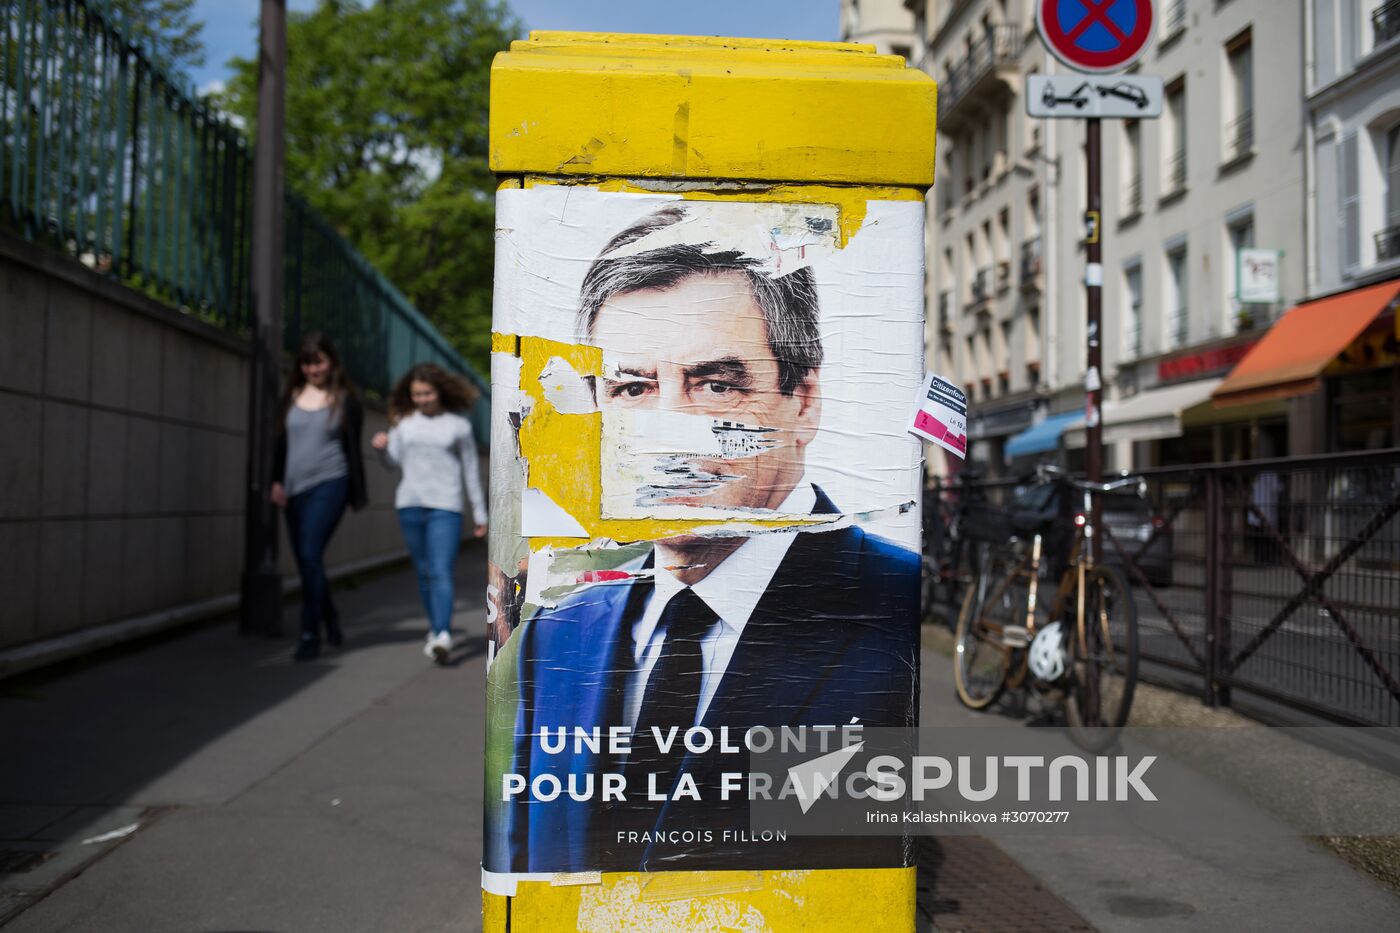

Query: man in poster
<box><xmin>506</xmin><ymin>205</ymin><xmax>919</xmax><ymax>872</ymax></box>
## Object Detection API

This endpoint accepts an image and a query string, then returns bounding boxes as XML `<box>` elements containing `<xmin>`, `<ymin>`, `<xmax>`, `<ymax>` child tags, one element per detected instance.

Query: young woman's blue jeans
<box><xmin>397</xmin><ymin>507</ymin><xmax>463</xmax><ymax>635</ymax></box>
<box><xmin>285</xmin><ymin>475</ymin><xmax>350</xmax><ymax>643</ymax></box>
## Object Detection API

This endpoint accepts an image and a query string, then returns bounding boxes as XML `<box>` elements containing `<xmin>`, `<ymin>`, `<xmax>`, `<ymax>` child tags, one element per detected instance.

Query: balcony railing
<box><xmin>1170</xmin><ymin>307</ymin><xmax>1189</xmax><ymax>348</ymax></box>
<box><xmin>1124</xmin><ymin>178</ymin><xmax>1143</xmax><ymax>216</ymax></box>
<box><xmin>937</xmin><ymin>291</ymin><xmax>952</xmax><ymax>332</ymax></box>
<box><xmin>971</xmin><ymin>268</ymin><xmax>990</xmax><ymax>304</ymax></box>
<box><xmin>1226</xmin><ymin>111</ymin><xmax>1254</xmax><ymax>160</ymax></box>
<box><xmin>1125</xmin><ymin>318</ymin><xmax>1142</xmax><ymax>359</ymax></box>
<box><xmin>1162</xmin><ymin>0</ymin><xmax>1187</xmax><ymax>38</ymax></box>
<box><xmin>1019</xmin><ymin>237</ymin><xmax>1042</xmax><ymax>286</ymax></box>
<box><xmin>1375</xmin><ymin>0</ymin><xmax>1400</xmax><ymax>47</ymax></box>
<box><xmin>1377</xmin><ymin>225</ymin><xmax>1400</xmax><ymax>262</ymax></box>
<box><xmin>1165</xmin><ymin>151</ymin><xmax>1187</xmax><ymax>195</ymax></box>
<box><xmin>941</xmin><ymin>25</ymin><xmax>1023</xmax><ymax>116</ymax></box>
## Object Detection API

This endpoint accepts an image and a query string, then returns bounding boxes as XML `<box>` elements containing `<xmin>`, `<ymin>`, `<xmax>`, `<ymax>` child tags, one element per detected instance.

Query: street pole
<box><xmin>240</xmin><ymin>0</ymin><xmax>287</xmax><ymax>635</ymax></box>
<box><xmin>1085</xmin><ymin>116</ymin><xmax>1103</xmax><ymax>564</ymax></box>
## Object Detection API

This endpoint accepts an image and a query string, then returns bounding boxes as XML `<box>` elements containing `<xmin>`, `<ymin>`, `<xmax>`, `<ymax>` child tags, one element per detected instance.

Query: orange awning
<box><xmin>1212</xmin><ymin>279</ymin><xmax>1400</xmax><ymax>408</ymax></box>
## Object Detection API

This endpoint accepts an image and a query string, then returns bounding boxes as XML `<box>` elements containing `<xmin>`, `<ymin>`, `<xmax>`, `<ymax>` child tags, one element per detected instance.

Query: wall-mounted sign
<box><xmin>1238</xmin><ymin>248</ymin><xmax>1282</xmax><ymax>304</ymax></box>
<box><xmin>1157</xmin><ymin>339</ymin><xmax>1260</xmax><ymax>384</ymax></box>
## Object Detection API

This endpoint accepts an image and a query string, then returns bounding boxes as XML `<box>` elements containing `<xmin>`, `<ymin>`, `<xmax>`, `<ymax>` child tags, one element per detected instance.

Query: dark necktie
<box><xmin>626</xmin><ymin>588</ymin><xmax>719</xmax><ymax>801</ymax></box>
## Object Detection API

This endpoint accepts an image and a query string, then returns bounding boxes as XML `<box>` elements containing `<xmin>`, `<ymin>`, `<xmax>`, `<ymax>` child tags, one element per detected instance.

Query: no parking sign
<box><xmin>1036</xmin><ymin>0</ymin><xmax>1155</xmax><ymax>73</ymax></box>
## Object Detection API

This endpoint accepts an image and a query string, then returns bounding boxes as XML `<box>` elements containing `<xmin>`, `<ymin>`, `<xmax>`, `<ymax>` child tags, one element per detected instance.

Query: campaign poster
<box><xmin>483</xmin><ymin>187</ymin><xmax>924</xmax><ymax>881</ymax></box>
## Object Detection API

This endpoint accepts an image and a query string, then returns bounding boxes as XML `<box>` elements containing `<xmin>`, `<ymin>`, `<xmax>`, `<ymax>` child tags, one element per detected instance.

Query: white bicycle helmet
<box><xmin>1028</xmin><ymin>621</ymin><xmax>1067</xmax><ymax>683</ymax></box>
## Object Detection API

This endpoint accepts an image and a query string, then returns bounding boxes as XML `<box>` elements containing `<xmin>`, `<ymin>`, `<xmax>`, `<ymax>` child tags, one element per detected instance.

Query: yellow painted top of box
<box><xmin>489</xmin><ymin>31</ymin><xmax>938</xmax><ymax>187</ymax></box>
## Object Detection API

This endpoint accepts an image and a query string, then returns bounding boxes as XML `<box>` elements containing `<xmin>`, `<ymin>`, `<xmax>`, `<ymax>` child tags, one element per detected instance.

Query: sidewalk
<box><xmin>1</xmin><ymin>549</ymin><xmax>490</xmax><ymax>933</ymax></box>
<box><xmin>917</xmin><ymin>635</ymin><xmax>1400</xmax><ymax>932</ymax></box>
<box><xmin>3</xmin><ymin>554</ymin><xmax>1397</xmax><ymax>932</ymax></box>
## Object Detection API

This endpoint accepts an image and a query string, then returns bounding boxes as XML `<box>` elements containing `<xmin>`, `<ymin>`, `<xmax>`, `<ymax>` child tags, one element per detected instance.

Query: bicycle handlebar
<box><xmin>1034</xmin><ymin>464</ymin><xmax>1148</xmax><ymax>498</ymax></box>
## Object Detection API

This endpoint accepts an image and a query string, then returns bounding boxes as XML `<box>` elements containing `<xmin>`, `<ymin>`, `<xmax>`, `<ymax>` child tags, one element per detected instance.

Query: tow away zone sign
<box><xmin>1026</xmin><ymin>74</ymin><xmax>1164</xmax><ymax>118</ymax></box>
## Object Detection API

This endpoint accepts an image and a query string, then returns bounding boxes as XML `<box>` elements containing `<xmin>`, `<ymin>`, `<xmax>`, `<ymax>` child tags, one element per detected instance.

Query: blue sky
<box><xmin>190</xmin><ymin>1</ymin><xmax>839</xmax><ymax>92</ymax></box>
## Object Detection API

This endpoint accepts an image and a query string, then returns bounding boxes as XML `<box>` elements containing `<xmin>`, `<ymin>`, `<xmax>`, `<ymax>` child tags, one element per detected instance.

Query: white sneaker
<box><xmin>426</xmin><ymin>631</ymin><xmax>452</xmax><ymax>665</ymax></box>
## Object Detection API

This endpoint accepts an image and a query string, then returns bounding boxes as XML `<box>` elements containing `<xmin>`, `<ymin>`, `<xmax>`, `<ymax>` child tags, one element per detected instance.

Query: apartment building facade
<box><xmin>1049</xmin><ymin>0</ymin><xmax>1307</xmax><ymax>469</ymax></box>
<box><xmin>845</xmin><ymin>0</ymin><xmax>1312</xmax><ymax>473</ymax></box>
<box><xmin>904</xmin><ymin>0</ymin><xmax>1062</xmax><ymax>471</ymax></box>
<box><xmin>1294</xmin><ymin>0</ymin><xmax>1400</xmax><ymax>453</ymax></box>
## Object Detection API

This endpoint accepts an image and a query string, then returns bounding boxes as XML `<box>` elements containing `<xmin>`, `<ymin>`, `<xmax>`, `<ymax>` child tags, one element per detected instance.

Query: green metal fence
<box><xmin>1</xmin><ymin>0</ymin><xmax>488</xmax><ymax>433</ymax></box>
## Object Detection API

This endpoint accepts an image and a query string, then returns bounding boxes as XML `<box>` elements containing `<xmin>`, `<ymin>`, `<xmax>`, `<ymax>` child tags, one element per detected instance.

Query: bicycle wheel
<box><xmin>1064</xmin><ymin>564</ymin><xmax>1139</xmax><ymax>751</ymax></box>
<box><xmin>953</xmin><ymin>546</ymin><xmax>1019</xmax><ymax>710</ymax></box>
<box><xmin>920</xmin><ymin>555</ymin><xmax>940</xmax><ymax>624</ymax></box>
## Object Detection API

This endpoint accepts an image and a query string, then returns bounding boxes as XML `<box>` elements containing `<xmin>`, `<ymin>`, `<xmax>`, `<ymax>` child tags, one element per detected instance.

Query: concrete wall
<box><xmin>0</xmin><ymin>234</ymin><xmax>463</xmax><ymax>659</ymax></box>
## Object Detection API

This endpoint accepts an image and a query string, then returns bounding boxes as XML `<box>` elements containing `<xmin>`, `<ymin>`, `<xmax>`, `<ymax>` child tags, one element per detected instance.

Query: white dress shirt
<box><xmin>622</xmin><ymin>479</ymin><xmax>819</xmax><ymax>731</ymax></box>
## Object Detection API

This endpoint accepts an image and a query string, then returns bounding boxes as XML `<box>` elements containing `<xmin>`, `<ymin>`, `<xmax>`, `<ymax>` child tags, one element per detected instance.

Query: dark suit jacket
<box><xmin>502</xmin><ymin>486</ymin><xmax>919</xmax><ymax>873</ymax></box>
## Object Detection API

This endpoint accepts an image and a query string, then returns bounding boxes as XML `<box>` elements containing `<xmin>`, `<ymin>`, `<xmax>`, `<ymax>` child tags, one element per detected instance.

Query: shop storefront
<box><xmin>1061</xmin><ymin>334</ymin><xmax>1278</xmax><ymax>470</ymax></box>
<box><xmin>1213</xmin><ymin>278</ymin><xmax>1400</xmax><ymax>455</ymax></box>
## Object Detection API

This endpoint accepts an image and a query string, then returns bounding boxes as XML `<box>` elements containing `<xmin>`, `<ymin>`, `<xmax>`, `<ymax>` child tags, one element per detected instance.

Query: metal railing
<box><xmin>1124</xmin><ymin>178</ymin><xmax>1143</xmax><ymax>216</ymax></box>
<box><xmin>940</xmin><ymin>25</ymin><xmax>1022</xmax><ymax>114</ymax></box>
<box><xmin>0</xmin><ymin>0</ymin><xmax>486</xmax><ymax>414</ymax></box>
<box><xmin>1161</xmin><ymin>0</ymin><xmax>1187</xmax><ymax>39</ymax></box>
<box><xmin>1225</xmin><ymin>111</ymin><xmax>1254</xmax><ymax>160</ymax></box>
<box><xmin>1169</xmin><ymin>305</ymin><xmax>1189</xmax><ymax>347</ymax></box>
<box><xmin>971</xmin><ymin>267</ymin><xmax>990</xmax><ymax>304</ymax></box>
<box><xmin>928</xmin><ymin>449</ymin><xmax>1400</xmax><ymax>726</ymax></box>
<box><xmin>1376</xmin><ymin>0</ymin><xmax>1400</xmax><ymax>47</ymax></box>
<box><xmin>1164</xmin><ymin>151</ymin><xmax>1187</xmax><ymax>194</ymax></box>
<box><xmin>1125</xmin><ymin>313</ymin><xmax>1142</xmax><ymax>358</ymax></box>
<box><xmin>1376</xmin><ymin>224</ymin><xmax>1400</xmax><ymax>262</ymax></box>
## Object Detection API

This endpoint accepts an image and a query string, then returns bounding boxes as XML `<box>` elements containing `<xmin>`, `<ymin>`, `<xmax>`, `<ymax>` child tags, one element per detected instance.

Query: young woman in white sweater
<box><xmin>371</xmin><ymin>363</ymin><xmax>488</xmax><ymax>664</ymax></box>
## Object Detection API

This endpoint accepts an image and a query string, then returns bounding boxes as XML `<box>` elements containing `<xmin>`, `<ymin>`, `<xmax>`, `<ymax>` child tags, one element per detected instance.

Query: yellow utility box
<box><xmin>483</xmin><ymin>31</ymin><xmax>936</xmax><ymax>932</ymax></box>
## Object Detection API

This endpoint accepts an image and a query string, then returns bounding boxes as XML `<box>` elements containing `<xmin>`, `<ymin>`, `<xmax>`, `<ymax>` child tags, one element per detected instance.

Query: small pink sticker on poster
<box><xmin>909</xmin><ymin>373</ymin><xmax>968</xmax><ymax>460</ymax></box>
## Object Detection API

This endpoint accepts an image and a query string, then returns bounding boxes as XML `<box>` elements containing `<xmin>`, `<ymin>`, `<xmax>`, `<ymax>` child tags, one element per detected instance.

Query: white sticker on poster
<box><xmin>909</xmin><ymin>373</ymin><xmax>968</xmax><ymax>460</ymax></box>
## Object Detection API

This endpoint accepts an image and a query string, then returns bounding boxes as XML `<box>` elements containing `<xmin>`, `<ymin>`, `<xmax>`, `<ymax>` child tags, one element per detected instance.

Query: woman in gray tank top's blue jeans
<box><xmin>271</xmin><ymin>333</ymin><xmax>368</xmax><ymax>661</ymax></box>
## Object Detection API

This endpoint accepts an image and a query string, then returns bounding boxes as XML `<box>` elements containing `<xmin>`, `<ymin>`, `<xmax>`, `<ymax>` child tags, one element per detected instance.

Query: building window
<box><xmin>1123</xmin><ymin>120</ymin><xmax>1143</xmax><ymax>216</ymax></box>
<box><xmin>1164</xmin><ymin>77</ymin><xmax>1187</xmax><ymax>195</ymax></box>
<box><xmin>1341</xmin><ymin>131</ymin><xmax>1360</xmax><ymax>269</ymax></box>
<box><xmin>1026</xmin><ymin>307</ymin><xmax>1042</xmax><ymax>380</ymax></box>
<box><xmin>965</xmin><ymin>233</ymin><xmax>977</xmax><ymax>300</ymax></box>
<box><xmin>1224</xmin><ymin>28</ymin><xmax>1253</xmax><ymax>161</ymax></box>
<box><xmin>1376</xmin><ymin>0</ymin><xmax>1400</xmax><ymax>49</ymax></box>
<box><xmin>1380</xmin><ymin>124</ymin><xmax>1400</xmax><ymax>261</ymax></box>
<box><xmin>1124</xmin><ymin>262</ymin><xmax>1144</xmax><ymax>358</ymax></box>
<box><xmin>1166</xmin><ymin>243</ymin><xmax>1189</xmax><ymax>349</ymax></box>
<box><xmin>996</xmin><ymin>208</ymin><xmax>1012</xmax><ymax>289</ymax></box>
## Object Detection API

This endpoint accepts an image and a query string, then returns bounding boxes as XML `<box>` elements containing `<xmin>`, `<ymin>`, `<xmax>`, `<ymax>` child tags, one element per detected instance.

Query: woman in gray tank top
<box><xmin>271</xmin><ymin>332</ymin><xmax>368</xmax><ymax>660</ymax></box>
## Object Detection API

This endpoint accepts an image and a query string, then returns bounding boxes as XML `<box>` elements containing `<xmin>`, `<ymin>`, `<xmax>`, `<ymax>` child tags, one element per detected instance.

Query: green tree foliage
<box><xmin>113</xmin><ymin>0</ymin><xmax>206</xmax><ymax>74</ymax></box>
<box><xmin>222</xmin><ymin>0</ymin><xmax>518</xmax><ymax>374</ymax></box>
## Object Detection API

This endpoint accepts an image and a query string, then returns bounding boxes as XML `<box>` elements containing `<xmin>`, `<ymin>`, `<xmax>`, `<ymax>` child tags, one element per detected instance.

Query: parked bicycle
<box><xmin>952</xmin><ymin>465</ymin><xmax>1142</xmax><ymax>751</ymax></box>
<box><xmin>922</xmin><ymin>466</ymin><xmax>992</xmax><ymax>625</ymax></box>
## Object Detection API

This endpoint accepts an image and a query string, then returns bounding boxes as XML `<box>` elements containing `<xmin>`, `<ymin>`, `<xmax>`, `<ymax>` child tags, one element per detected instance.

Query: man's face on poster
<box><xmin>591</xmin><ymin>270</ymin><xmax>821</xmax><ymax>515</ymax></box>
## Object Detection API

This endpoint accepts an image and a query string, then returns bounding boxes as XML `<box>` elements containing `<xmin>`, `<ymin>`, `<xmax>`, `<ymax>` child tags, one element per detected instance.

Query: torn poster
<box><xmin>484</xmin><ymin>188</ymin><xmax>923</xmax><ymax>877</ymax></box>
<box><xmin>908</xmin><ymin>373</ymin><xmax>968</xmax><ymax>460</ymax></box>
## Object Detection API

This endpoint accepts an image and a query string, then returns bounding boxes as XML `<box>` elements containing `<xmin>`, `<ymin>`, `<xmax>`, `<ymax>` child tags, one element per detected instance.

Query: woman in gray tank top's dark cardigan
<box><xmin>271</xmin><ymin>332</ymin><xmax>368</xmax><ymax>660</ymax></box>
